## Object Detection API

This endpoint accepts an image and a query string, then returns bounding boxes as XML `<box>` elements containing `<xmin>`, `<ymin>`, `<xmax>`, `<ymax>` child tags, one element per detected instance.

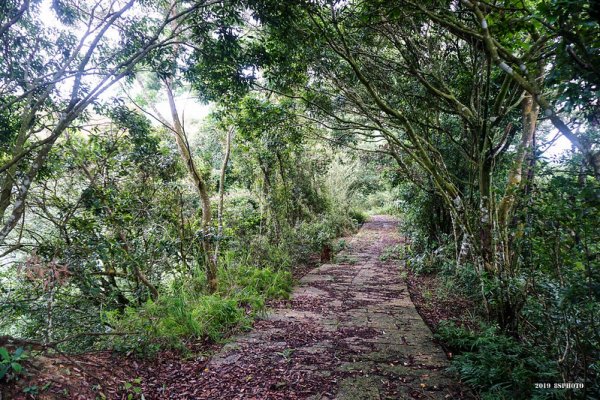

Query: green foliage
<box><xmin>334</xmin><ymin>254</ymin><xmax>358</xmax><ymax>265</ymax></box>
<box><xmin>378</xmin><ymin>244</ymin><xmax>403</xmax><ymax>262</ymax></box>
<box><xmin>516</xmin><ymin>161</ymin><xmax>600</xmax><ymax>394</ymax></box>
<box><xmin>292</xmin><ymin>212</ymin><xmax>359</xmax><ymax>255</ymax></box>
<box><xmin>105</xmin><ymin>293</ymin><xmax>247</xmax><ymax>354</ymax></box>
<box><xmin>348</xmin><ymin>210</ymin><xmax>367</xmax><ymax>226</ymax></box>
<box><xmin>104</xmin><ymin>264</ymin><xmax>291</xmax><ymax>354</ymax></box>
<box><xmin>298</xmin><ymin>218</ymin><xmax>337</xmax><ymax>250</ymax></box>
<box><xmin>398</xmin><ymin>181</ymin><xmax>453</xmax><ymax>246</ymax></box>
<box><xmin>360</xmin><ymin>190</ymin><xmax>402</xmax><ymax>216</ymax></box>
<box><xmin>228</xmin><ymin>234</ymin><xmax>294</xmax><ymax>271</ymax></box>
<box><xmin>404</xmin><ymin>234</ymin><xmax>456</xmax><ymax>276</ymax></box>
<box><xmin>436</xmin><ymin>322</ymin><xmax>563</xmax><ymax>400</ymax></box>
<box><xmin>333</xmin><ymin>239</ymin><xmax>348</xmax><ymax>253</ymax></box>
<box><xmin>0</xmin><ymin>115</ymin><xmax>187</xmax><ymax>350</ymax></box>
<box><xmin>122</xmin><ymin>377</ymin><xmax>144</xmax><ymax>399</ymax></box>
<box><xmin>537</xmin><ymin>0</ymin><xmax>600</xmax><ymax>118</ymax></box>
<box><xmin>221</xmin><ymin>191</ymin><xmax>263</xmax><ymax>237</ymax></box>
<box><xmin>325</xmin><ymin>155</ymin><xmax>395</xmax><ymax>217</ymax></box>
<box><xmin>187</xmin><ymin>4</ymin><xmax>255</xmax><ymax>102</ymax></box>
<box><xmin>221</xmin><ymin>265</ymin><xmax>292</xmax><ymax>302</ymax></box>
<box><xmin>217</xmin><ymin>265</ymin><xmax>291</xmax><ymax>314</ymax></box>
<box><xmin>0</xmin><ymin>80</ymin><xmax>366</xmax><ymax>355</ymax></box>
<box><xmin>0</xmin><ymin>347</ymin><xmax>27</xmax><ymax>382</ymax></box>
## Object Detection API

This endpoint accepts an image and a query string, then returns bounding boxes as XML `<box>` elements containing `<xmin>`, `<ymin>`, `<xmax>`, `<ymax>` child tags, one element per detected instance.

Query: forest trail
<box><xmin>160</xmin><ymin>215</ymin><xmax>469</xmax><ymax>399</ymax></box>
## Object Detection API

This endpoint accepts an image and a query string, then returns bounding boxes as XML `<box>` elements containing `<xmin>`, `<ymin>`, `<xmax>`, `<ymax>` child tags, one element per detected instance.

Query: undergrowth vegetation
<box><xmin>402</xmin><ymin>156</ymin><xmax>600</xmax><ymax>399</ymax></box>
<box><xmin>437</xmin><ymin>322</ymin><xmax>561</xmax><ymax>399</ymax></box>
<box><xmin>105</xmin><ymin>250</ymin><xmax>299</xmax><ymax>353</ymax></box>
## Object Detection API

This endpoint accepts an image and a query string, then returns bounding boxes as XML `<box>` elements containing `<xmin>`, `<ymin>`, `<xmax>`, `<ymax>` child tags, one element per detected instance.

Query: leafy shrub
<box><xmin>348</xmin><ymin>209</ymin><xmax>367</xmax><ymax>225</ymax></box>
<box><xmin>0</xmin><ymin>347</ymin><xmax>27</xmax><ymax>382</ymax></box>
<box><xmin>405</xmin><ymin>240</ymin><xmax>454</xmax><ymax>275</ymax></box>
<box><xmin>248</xmin><ymin>239</ymin><xmax>293</xmax><ymax>271</ymax></box>
<box><xmin>436</xmin><ymin>321</ymin><xmax>565</xmax><ymax>399</ymax></box>
<box><xmin>121</xmin><ymin>377</ymin><xmax>144</xmax><ymax>399</ymax></box>
<box><xmin>294</xmin><ymin>219</ymin><xmax>329</xmax><ymax>252</ymax></box>
<box><xmin>289</xmin><ymin>214</ymin><xmax>354</xmax><ymax>260</ymax></box>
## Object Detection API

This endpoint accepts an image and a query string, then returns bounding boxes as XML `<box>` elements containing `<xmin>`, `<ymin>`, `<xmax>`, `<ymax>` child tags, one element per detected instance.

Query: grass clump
<box><xmin>104</xmin><ymin>293</ymin><xmax>249</xmax><ymax>355</ymax></box>
<box><xmin>104</xmin><ymin>265</ymin><xmax>292</xmax><ymax>355</ymax></box>
<box><xmin>348</xmin><ymin>209</ymin><xmax>367</xmax><ymax>225</ymax></box>
<box><xmin>220</xmin><ymin>265</ymin><xmax>292</xmax><ymax>310</ymax></box>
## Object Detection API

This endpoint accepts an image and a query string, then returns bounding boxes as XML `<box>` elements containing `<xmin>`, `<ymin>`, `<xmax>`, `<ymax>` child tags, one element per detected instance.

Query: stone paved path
<box><xmin>194</xmin><ymin>216</ymin><xmax>469</xmax><ymax>399</ymax></box>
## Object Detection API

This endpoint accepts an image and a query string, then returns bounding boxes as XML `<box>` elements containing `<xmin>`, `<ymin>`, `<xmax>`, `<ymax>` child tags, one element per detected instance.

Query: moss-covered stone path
<box><xmin>184</xmin><ymin>216</ymin><xmax>470</xmax><ymax>399</ymax></box>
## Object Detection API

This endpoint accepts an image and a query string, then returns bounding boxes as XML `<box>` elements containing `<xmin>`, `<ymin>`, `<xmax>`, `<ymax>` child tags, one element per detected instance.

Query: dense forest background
<box><xmin>0</xmin><ymin>0</ymin><xmax>598</xmax><ymax>398</ymax></box>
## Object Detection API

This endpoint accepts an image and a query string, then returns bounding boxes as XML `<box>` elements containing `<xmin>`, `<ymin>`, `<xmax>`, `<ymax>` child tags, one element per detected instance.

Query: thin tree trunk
<box><xmin>45</xmin><ymin>267</ymin><xmax>56</xmax><ymax>346</ymax></box>
<box><xmin>498</xmin><ymin>94</ymin><xmax>539</xmax><ymax>230</ymax></box>
<box><xmin>164</xmin><ymin>78</ymin><xmax>217</xmax><ymax>293</ymax></box>
<box><xmin>478</xmin><ymin>154</ymin><xmax>495</xmax><ymax>274</ymax></box>
<box><xmin>0</xmin><ymin>130</ymin><xmax>27</xmax><ymax>223</ymax></box>
<box><xmin>214</xmin><ymin>127</ymin><xmax>232</xmax><ymax>266</ymax></box>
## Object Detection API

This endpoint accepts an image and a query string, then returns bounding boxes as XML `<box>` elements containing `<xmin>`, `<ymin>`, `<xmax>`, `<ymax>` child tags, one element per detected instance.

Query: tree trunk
<box><xmin>492</xmin><ymin>94</ymin><xmax>540</xmax><ymax>334</ymax></box>
<box><xmin>498</xmin><ymin>94</ymin><xmax>539</xmax><ymax>231</ymax></box>
<box><xmin>478</xmin><ymin>154</ymin><xmax>495</xmax><ymax>274</ymax></box>
<box><xmin>214</xmin><ymin>127</ymin><xmax>232</xmax><ymax>266</ymax></box>
<box><xmin>164</xmin><ymin>79</ymin><xmax>217</xmax><ymax>293</ymax></box>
